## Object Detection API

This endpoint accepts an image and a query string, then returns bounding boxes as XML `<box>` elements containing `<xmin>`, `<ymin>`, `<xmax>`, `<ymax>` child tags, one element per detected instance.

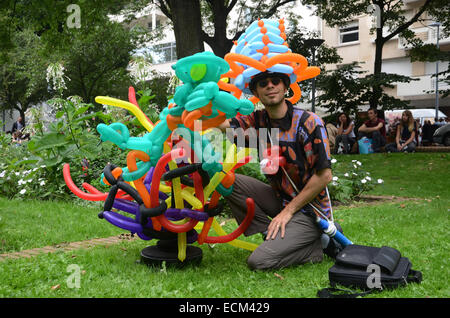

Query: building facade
<box><xmin>320</xmin><ymin>0</ymin><xmax>450</xmax><ymax>116</ymax></box>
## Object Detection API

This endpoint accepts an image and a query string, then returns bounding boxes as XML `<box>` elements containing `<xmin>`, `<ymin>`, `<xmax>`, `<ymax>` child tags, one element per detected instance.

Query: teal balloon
<box><xmin>97</xmin><ymin>123</ymin><xmax>129</xmax><ymax>149</ymax></box>
<box><xmin>121</xmin><ymin>161</ymin><xmax>152</xmax><ymax>181</ymax></box>
<box><xmin>126</xmin><ymin>136</ymin><xmax>152</xmax><ymax>154</ymax></box>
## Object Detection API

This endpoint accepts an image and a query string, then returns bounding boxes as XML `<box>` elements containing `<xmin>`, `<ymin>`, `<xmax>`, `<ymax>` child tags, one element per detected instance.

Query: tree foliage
<box><xmin>0</xmin><ymin>28</ymin><xmax>49</xmax><ymax>124</ymax></box>
<box><xmin>316</xmin><ymin>62</ymin><xmax>413</xmax><ymax>122</ymax></box>
<box><xmin>0</xmin><ymin>0</ymin><xmax>148</xmax><ymax>118</ymax></box>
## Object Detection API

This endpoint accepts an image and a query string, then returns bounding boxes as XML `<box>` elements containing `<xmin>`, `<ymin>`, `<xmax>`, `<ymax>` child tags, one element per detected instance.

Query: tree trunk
<box><xmin>370</xmin><ymin>2</ymin><xmax>385</xmax><ymax>112</ymax></box>
<box><xmin>168</xmin><ymin>0</ymin><xmax>204</xmax><ymax>59</ymax></box>
<box><xmin>370</xmin><ymin>35</ymin><xmax>384</xmax><ymax>111</ymax></box>
<box><xmin>203</xmin><ymin>0</ymin><xmax>233</xmax><ymax>58</ymax></box>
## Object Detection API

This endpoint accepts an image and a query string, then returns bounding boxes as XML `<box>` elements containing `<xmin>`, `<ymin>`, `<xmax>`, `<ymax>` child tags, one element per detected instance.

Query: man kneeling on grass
<box><xmin>219</xmin><ymin>71</ymin><xmax>335</xmax><ymax>270</ymax></box>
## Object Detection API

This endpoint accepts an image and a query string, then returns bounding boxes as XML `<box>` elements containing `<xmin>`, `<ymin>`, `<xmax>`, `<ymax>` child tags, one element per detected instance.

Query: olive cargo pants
<box><xmin>224</xmin><ymin>174</ymin><xmax>323</xmax><ymax>270</ymax></box>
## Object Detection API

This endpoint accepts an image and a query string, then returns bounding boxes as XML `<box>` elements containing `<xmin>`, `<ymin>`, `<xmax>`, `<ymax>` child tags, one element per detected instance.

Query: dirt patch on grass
<box><xmin>333</xmin><ymin>194</ymin><xmax>422</xmax><ymax>209</ymax></box>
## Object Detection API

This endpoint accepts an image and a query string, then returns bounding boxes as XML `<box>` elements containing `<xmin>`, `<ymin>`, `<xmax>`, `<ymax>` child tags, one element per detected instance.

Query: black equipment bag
<box><xmin>318</xmin><ymin>244</ymin><xmax>422</xmax><ymax>298</ymax></box>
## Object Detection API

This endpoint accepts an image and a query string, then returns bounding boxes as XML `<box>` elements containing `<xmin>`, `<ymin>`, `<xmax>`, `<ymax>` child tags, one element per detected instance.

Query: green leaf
<box><xmin>41</xmin><ymin>156</ymin><xmax>63</xmax><ymax>167</ymax></box>
<box><xmin>29</xmin><ymin>133</ymin><xmax>69</xmax><ymax>152</ymax></box>
<box><xmin>73</xmin><ymin>105</ymin><xmax>91</xmax><ymax>117</ymax></box>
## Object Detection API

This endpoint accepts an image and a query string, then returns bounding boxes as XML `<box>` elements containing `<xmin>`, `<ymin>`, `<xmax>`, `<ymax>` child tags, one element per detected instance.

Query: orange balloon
<box><xmin>218</xmin><ymin>79</ymin><xmax>242</xmax><ymax>98</ymax></box>
<box><xmin>265</xmin><ymin>53</ymin><xmax>307</xmax><ymax>69</ymax></box>
<box><xmin>102</xmin><ymin>167</ymin><xmax>123</xmax><ymax>186</ymax></box>
<box><xmin>225</xmin><ymin>53</ymin><xmax>267</xmax><ymax>72</ymax></box>
<box><xmin>249</xmin><ymin>95</ymin><xmax>259</xmax><ymax>104</ymax></box>
<box><xmin>166</xmin><ymin>114</ymin><xmax>182</xmax><ymax>131</ymax></box>
<box><xmin>221</xmin><ymin>171</ymin><xmax>235</xmax><ymax>188</ymax></box>
<box><xmin>126</xmin><ymin>150</ymin><xmax>162</xmax><ymax>231</ymax></box>
<box><xmin>183</xmin><ymin>109</ymin><xmax>203</xmax><ymax>130</ymax></box>
<box><xmin>297</xmin><ymin>66</ymin><xmax>321</xmax><ymax>82</ymax></box>
<box><xmin>287</xmin><ymin>83</ymin><xmax>302</xmax><ymax>104</ymax></box>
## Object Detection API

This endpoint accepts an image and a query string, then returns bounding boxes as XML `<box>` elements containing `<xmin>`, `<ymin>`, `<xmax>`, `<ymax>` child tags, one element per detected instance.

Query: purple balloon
<box><xmin>136</xmin><ymin>231</ymin><xmax>152</xmax><ymax>240</ymax></box>
<box><xmin>143</xmin><ymin>166</ymin><xmax>155</xmax><ymax>186</ymax></box>
<box><xmin>103</xmin><ymin>211</ymin><xmax>143</xmax><ymax>233</ymax></box>
<box><xmin>113</xmin><ymin>199</ymin><xmax>139</xmax><ymax>214</ymax></box>
<box><xmin>165</xmin><ymin>208</ymin><xmax>209</xmax><ymax>221</ymax></box>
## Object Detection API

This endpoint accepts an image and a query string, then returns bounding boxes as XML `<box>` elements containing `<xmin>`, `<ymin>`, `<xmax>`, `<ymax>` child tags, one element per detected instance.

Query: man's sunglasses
<box><xmin>257</xmin><ymin>77</ymin><xmax>282</xmax><ymax>88</ymax></box>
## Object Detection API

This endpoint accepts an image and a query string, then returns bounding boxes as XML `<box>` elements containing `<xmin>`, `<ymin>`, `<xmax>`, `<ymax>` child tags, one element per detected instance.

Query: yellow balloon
<box><xmin>194</xmin><ymin>220</ymin><xmax>258</xmax><ymax>252</ymax></box>
<box><xmin>177</xmin><ymin>232</ymin><xmax>187</xmax><ymax>262</ymax></box>
<box><xmin>211</xmin><ymin>219</ymin><xmax>258</xmax><ymax>251</ymax></box>
<box><xmin>181</xmin><ymin>189</ymin><xmax>203</xmax><ymax>210</ymax></box>
<box><xmin>95</xmin><ymin>96</ymin><xmax>154</xmax><ymax>133</ymax></box>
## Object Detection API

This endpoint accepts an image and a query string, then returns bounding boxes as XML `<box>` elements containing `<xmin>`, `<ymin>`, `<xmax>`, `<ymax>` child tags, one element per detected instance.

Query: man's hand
<box><xmin>264</xmin><ymin>168</ymin><xmax>332</xmax><ymax>241</ymax></box>
<box><xmin>266</xmin><ymin>209</ymin><xmax>294</xmax><ymax>240</ymax></box>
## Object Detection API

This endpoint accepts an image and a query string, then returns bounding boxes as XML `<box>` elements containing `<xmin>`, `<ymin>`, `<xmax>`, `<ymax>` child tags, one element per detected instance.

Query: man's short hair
<box><xmin>368</xmin><ymin>107</ymin><xmax>378</xmax><ymax>115</ymax></box>
<box><xmin>249</xmin><ymin>71</ymin><xmax>290</xmax><ymax>93</ymax></box>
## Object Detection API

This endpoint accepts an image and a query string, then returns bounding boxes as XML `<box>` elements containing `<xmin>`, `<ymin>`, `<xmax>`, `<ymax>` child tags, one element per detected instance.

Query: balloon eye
<box><xmin>190</xmin><ymin>64</ymin><xmax>207</xmax><ymax>81</ymax></box>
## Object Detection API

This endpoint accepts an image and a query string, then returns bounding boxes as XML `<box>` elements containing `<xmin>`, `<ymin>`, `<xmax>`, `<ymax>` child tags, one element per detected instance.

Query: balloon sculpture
<box><xmin>63</xmin><ymin>18</ymin><xmax>329</xmax><ymax>265</ymax></box>
<box><xmin>63</xmin><ymin>51</ymin><xmax>259</xmax><ymax>265</ymax></box>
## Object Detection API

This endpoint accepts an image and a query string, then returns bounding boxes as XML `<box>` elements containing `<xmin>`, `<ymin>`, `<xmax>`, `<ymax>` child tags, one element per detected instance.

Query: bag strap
<box><xmin>407</xmin><ymin>269</ymin><xmax>422</xmax><ymax>284</ymax></box>
<box><xmin>317</xmin><ymin>287</ymin><xmax>376</xmax><ymax>299</ymax></box>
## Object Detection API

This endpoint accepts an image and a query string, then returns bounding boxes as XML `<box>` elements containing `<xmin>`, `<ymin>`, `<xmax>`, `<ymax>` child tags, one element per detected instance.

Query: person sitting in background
<box><xmin>385</xmin><ymin>110</ymin><xmax>417</xmax><ymax>153</ymax></box>
<box><xmin>11</xmin><ymin>116</ymin><xmax>25</xmax><ymax>133</ymax></box>
<box><xmin>357</xmin><ymin>108</ymin><xmax>386</xmax><ymax>153</ymax></box>
<box><xmin>435</xmin><ymin>118</ymin><xmax>446</xmax><ymax>126</ymax></box>
<box><xmin>325</xmin><ymin>121</ymin><xmax>338</xmax><ymax>153</ymax></box>
<box><xmin>333</xmin><ymin>113</ymin><xmax>355</xmax><ymax>154</ymax></box>
<box><xmin>11</xmin><ymin>131</ymin><xmax>24</xmax><ymax>146</ymax></box>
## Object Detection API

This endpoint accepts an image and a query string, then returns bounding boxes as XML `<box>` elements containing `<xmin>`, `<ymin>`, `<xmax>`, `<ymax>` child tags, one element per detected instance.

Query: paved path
<box><xmin>0</xmin><ymin>233</ymin><xmax>137</xmax><ymax>261</ymax></box>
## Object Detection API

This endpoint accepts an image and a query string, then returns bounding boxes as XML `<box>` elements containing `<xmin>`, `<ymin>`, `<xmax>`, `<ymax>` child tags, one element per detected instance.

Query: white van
<box><xmin>384</xmin><ymin>109</ymin><xmax>447</xmax><ymax>127</ymax></box>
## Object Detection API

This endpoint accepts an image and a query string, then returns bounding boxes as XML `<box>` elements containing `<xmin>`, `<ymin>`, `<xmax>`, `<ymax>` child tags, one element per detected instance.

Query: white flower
<box><xmin>15</xmin><ymin>172</ymin><xmax>20</xmax><ymax>176</ymax></box>
<box><xmin>365</xmin><ymin>176</ymin><xmax>372</xmax><ymax>181</ymax></box>
<box><xmin>19</xmin><ymin>189</ymin><xmax>26</xmax><ymax>195</ymax></box>
<box><xmin>46</xmin><ymin>62</ymin><xmax>68</xmax><ymax>92</ymax></box>
<box><xmin>344</xmin><ymin>173</ymin><xmax>349</xmax><ymax>177</ymax></box>
<box><xmin>352</xmin><ymin>172</ymin><xmax>357</xmax><ymax>176</ymax></box>
<box><xmin>40</xmin><ymin>180</ymin><xmax>45</xmax><ymax>186</ymax></box>
<box><xmin>331</xmin><ymin>158</ymin><xmax>337</xmax><ymax>164</ymax></box>
<box><xmin>361</xmin><ymin>179</ymin><xmax>367</xmax><ymax>184</ymax></box>
<box><xmin>352</xmin><ymin>160</ymin><xmax>357</xmax><ymax>163</ymax></box>
<box><xmin>353</xmin><ymin>164</ymin><xmax>357</xmax><ymax>169</ymax></box>
<box><xmin>0</xmin><ymin>171</ymin><xmax>5</xmax><ymax>178</ymax></box>
<box><xmin>356</xmin><ymin>161</ymin><xmax>362</xmax><ymax>166</ymax></box>
<box><xmin>27</xmin><ymin>179</ymin><xmax>33</xmax><ymax>183</ymax></box>
<box><xmin>18</xmin><ymin>179</ymin><xmax>25</xmax><ymax>185</ymax></box>
<box><xmin>377</xmin><ymin>179</ymin><xmax>384</xmax><ymax>184</ymax></box>
<box><xmin>332</xmin><ymin>176</ymin><xmax>339</xmax><ymax>181</ymax></box>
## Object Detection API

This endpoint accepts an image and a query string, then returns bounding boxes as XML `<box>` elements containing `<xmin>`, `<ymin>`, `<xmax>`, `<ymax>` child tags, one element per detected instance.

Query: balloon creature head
<box><xmin>62</xmin><ymin>18</ymin><xmax>319</xmax><ymax>263</ymax></box>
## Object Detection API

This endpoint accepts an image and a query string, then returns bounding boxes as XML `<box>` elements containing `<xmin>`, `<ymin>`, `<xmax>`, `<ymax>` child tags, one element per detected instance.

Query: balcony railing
<box><xmin>398</xmin><ymin>27</ymin><xmax>450</xmax><ymax>49</ymax></box>
<box><xmin>397</xmin><ymin>74</ymin><xmax>450</xmax><ymax>97</ymax></box>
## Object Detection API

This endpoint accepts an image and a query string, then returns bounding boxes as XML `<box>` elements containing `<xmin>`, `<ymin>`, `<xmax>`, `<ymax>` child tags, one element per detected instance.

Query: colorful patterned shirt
<box><xmin>230</xmin><ymin>100</ymin><xmax>332</xmax><ymax>219</ymax></box>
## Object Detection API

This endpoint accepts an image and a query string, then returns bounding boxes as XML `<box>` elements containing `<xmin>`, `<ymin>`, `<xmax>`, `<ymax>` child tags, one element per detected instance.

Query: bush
<box><xmin>0</xmin><ymin>96</ymin><xmax>129</xmax><ymax>200</ymax></box>
<box><xmin>328</xmin><ymin>158</ymin><xmax>384</xmax><ymax>203</ymax></box>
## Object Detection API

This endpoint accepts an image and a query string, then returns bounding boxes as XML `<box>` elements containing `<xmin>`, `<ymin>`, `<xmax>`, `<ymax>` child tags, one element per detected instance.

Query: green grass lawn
<box><xmin>0</xmin><ymin>152</ymin><xmax>448</xmax><ymax>298</ymax></box>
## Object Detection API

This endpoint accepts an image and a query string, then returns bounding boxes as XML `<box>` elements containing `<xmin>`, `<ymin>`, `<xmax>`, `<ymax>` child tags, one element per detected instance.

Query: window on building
<box><xmin>339</xmin><ymin>21</ymin><xmax>359</xmax><ymax>44</ymax></box>
<box><xmin>151</xmin><ymin>42</ymin><xmax>177</xmax><ymax>64</ymax></box>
